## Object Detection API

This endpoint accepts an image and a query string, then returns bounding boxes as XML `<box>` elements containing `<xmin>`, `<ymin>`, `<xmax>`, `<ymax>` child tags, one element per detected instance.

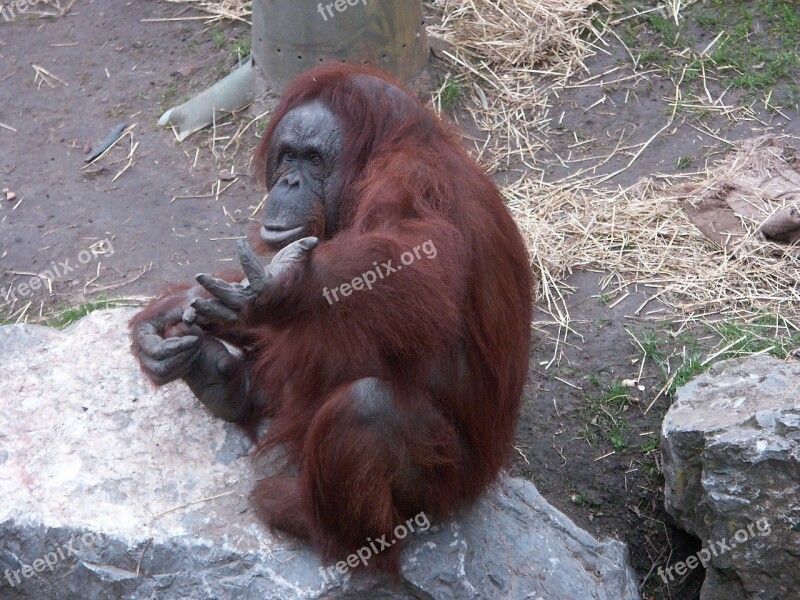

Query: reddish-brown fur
<box><xmin>131</xmin><ymin>65</ymin><xmax>532</xmax><ymax>574</ymax></box>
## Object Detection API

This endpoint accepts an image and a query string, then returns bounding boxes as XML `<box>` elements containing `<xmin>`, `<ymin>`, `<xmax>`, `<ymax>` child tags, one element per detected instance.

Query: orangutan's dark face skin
<box><xmin>261</xmin><ymin>100</ymin><xmax>344</xmax><ymax>249</ymax></box>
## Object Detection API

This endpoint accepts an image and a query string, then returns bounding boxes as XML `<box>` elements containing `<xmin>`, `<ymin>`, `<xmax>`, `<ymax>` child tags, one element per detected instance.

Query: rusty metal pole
<box><xmin>252</xmin><ymin>0</ymin><xmax>429</xmax><ymax>90</ymax></box>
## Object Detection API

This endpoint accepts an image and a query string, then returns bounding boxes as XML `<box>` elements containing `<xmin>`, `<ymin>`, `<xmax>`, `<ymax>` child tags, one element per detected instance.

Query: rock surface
<box><xmin>662</xmin><ymin>355</ymin><xmax>800</xmax><ymax>600</ymax></box>
<box><xmin>0</xmin><ymin>308</ymin><xmax>639</xmax><ymax>599</ymax></box>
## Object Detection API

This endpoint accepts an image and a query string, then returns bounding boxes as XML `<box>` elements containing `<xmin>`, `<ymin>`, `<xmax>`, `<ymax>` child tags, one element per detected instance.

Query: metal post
<box><xmin>252</xmin><ymin>0</ymin><xmax>429</xmax><ymax>89</ymax></box>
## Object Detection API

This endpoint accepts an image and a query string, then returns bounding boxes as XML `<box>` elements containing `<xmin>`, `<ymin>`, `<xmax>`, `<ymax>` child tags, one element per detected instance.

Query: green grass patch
<box><xmin>636</xmin><ymin>328</ymin><xmax>665</xmax><ymax>363</ymax></box>
<box><xmin>633</xmin><ymin>315</ymin><xmax>800</xmax><ymax>401</ymax></box>
<box><xmin>437</xmin><ymin>75</ymin><xmax>464</xmax><ymax>110</ymax></box>
<box><xmin>580</xmin><ymin>381</ymin><xmax>632</xmax><ymax>450</ymax></box>
<box><xmin>45</xmin><ymin>299</ymin><xmax>128</xmax><ymax>329</ymax></box>
<box><xmin>622</xmin><ymin>0</ymin><xmax>800</xmax><ymax>107</ymax></box>
<box><xmin>211</xmin><ymin>27</ymin><xmax>226</xmax><ymax>49</ymax></box>
<box><xmin>641</xmin><ymin>434</ymin><xmax>659</xmax><ymax>453</ymax></box>
<box><xmin>710</xmin><ymin>316</ymin><xmax>800</xmax><ymax>360</ymax></box>
<box><xmin>647</xmin><ymin>13</ymin><xmax>679</xmax><ymax>46</ymax></box>
<box><xmin>667</xmin><ymin>352</ymin><xmax>706</xmax><ymax>396</ymax></box>
<box><xmin>159</xmin><ymin>86</ymin><xmax>179</xmax><ymax>106</ymax></box>
<box><xmin>1</xmin><ymin>297</ymin><xmax>130</xmax><ymax>328</ymax></box>
<box><xmin>231</xmin><ymin>36</ymin><xmax>251</xmax><ymax>61</ymax></box>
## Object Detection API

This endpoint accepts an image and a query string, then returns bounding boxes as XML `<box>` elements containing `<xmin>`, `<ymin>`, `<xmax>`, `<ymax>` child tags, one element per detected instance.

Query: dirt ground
<box><xmin>2</xmin><ymin>2</ymin><xmax>799</xmax><ymax>600</ymax></box>
<box><xmin>0</xmin><ymin>0</ymin><xmax>257</xmax><ymax>309</ymax></box>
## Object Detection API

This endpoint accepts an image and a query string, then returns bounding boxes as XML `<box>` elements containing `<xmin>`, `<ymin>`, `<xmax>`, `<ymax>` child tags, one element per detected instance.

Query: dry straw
<box><xmin>507</xmin><ymin>173</ymin><xmax>800</xmax><ymax>327</ymax></box>
<box><xmin>428</xmin><ymin>0</ymin><xmax>610</xmax><ymax>172</ymax></box>
<box><xmin>161</xmin><ymin>0</ymin><xmax>252</xmax><ymax>24</ymax></box>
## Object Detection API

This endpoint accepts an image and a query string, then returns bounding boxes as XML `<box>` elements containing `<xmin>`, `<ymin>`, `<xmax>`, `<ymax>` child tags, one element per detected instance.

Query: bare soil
<box><xmin>2</xmin><ymin>3</ymin><xmax>799</xmax><ymax>600</ymax></box>
<box><xmin>1</xmin><ymin>0</ymin><xmax>258</xmax><ymax>309</ymax></box>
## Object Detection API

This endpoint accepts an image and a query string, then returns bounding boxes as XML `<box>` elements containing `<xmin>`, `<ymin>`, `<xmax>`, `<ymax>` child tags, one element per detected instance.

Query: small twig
<box><xmin>32</xmin><ymin>63</ymin><xmax>69</xmax><ymax>87</ymax></box>
<box><xmin>594</xmin><ymin>450</ymin><xmax>616</xmax><ymax>462</ymax></box>
<box><xmin>151</xmin><ymin>490</ymin><xmax>236</xmax><ymax>521</ymax></box>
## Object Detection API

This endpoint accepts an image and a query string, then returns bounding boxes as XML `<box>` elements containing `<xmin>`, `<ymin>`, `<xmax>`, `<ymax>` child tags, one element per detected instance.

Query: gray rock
<box><xmin>0</xmin><ymin>309</ymin><xmax>639</xmax><ymax>599</ymax></box>
<box><xmin>662</xmin><ymin>355</ymin><xmax>800</xmax><ymax>600</ymax></box>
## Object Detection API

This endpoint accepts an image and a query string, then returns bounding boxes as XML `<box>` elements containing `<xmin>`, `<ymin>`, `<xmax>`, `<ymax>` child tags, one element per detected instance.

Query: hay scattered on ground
<box><xmin>507</xmin><ymin>150</ymin><xmax>800</xmax><ymax>336</ymax></box>
<box><xmin>429</xmin><ymin>0</ymin><xmax>609</xmax><ymax>172</ymax></box>
<box><xmin>161</xmin><ymin>0</ymin><xmax>251</xmax><ymax>25</ymax></box>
